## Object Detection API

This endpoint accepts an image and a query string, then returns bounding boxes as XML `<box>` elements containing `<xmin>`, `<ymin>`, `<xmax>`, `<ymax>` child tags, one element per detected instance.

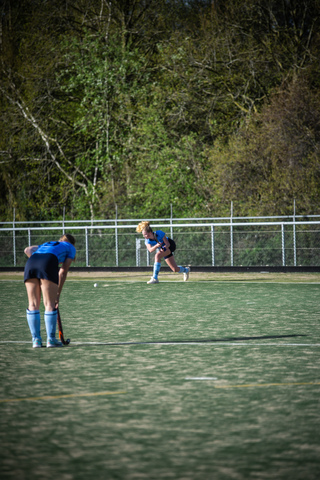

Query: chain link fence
<box><xmin>1</xmin><ymin>216</ymin><xmax>320</xmax><ymax>268</ymax></box>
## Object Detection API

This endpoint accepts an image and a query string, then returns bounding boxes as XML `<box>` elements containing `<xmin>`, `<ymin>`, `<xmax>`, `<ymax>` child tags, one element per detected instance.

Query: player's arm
<box><xmin>162</xmin><ymin>236</ymin><xmax>170</xmax><ymax>249</ymax></box>
<box><xmin>146</xmin><ymin>243</ymin><xmax>162</xmax><ymax>253</ymax></box>
<box><xmin>56</xmin><ymin>257</ymin><xmax>73</xmax><ymax>306</ymax></box>
<box><xmin>24</xmin><ymin>245</ymin><xmax>39</xmax><ymax>257</ymax></box>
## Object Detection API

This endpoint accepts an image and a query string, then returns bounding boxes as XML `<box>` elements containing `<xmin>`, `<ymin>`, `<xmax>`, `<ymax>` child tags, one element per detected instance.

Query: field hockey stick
<box><xmin>57</xmin><ymin>307</ymin><xmax>70</xmax><ymax>345</ymax></box>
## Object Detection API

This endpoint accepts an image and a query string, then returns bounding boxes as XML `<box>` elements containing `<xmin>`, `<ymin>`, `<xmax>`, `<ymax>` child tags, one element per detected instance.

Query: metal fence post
<box><xmin>293</xmin><ymin>199</ymin><xmax>297</xmax><ymax>266</ymax></box>
<box><xmin>115</xmin><ymin>205</ymin><xmax>119</xmax><ymax>267</ymax></box>
<box><xmin>13</xmin><ymin>208</ymin><xmax>16</xmax><ymax>267</ymax></box>
<box><xmin>62</xmin><ymin>207</ymin><xmax>65</xmax><ymax>235</ymax></box>
<box><xmin>230</xmin><ymin>202</ymin><xmax>234</xmax><ymax>267</ymax></box>
<box><xmin>136</xmin><ymin>238</ymin><xmax>140</xmax><ymax>266</ymax></box>
<box><xmin>211</xmin><ymin>225</ymin><xmax>215</xmax><ymax>266</ymax></box>
<box><xmin>281</xmin><ymin>223</ymin><xmax>285</xmax><ymax>266</ymax></box>
<box><xmin>85</xmin><ymin>228</ymin><xmax>89</xmax><ymax>267</ymax></box>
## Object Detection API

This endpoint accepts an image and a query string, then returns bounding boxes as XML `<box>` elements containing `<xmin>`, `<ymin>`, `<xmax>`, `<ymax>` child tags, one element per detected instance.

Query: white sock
<box><xmin>26</xmin><ymin>309</ymin><xmax>41</xmax><ymax>340</ymax></box>
<box><xmin>153</xmin><ymin>262</ymin><xmax>161</xmax><ymax>279</ymax></box>
<box><xmin>179</xmin><ymin>266</ymin><xmax>187</xmax><ymax>273</ymax></box>
<box><xmin>44</xmin><ymin>310</ymin><xmax>58</xmax><ymax>340</ymax></box>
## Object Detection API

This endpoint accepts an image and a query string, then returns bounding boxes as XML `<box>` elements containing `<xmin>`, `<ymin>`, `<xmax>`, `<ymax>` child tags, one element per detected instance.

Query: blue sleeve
<box><xmin>66</xmin><ymin>243</ymin><xmax>76</xmax><ymax>260</ymax></box>
<box><xmin>145</xmin><ymin>238</ymin><xmax>156</xmax><ymax>246</ymax></box>
<box><xmin>145</xmin><ymin>231</ymin><xmax>166</xmax><ymax>247</ymax></box>
<box><xmin>155</xmin><ymin>231</ymin><xmax>166</xmax><ymax>243</ymax></box>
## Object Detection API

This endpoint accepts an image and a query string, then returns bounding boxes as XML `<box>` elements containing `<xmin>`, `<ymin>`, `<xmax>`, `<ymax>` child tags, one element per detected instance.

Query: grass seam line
<box><xmin>0</xmin><ymin>390</ymin><xmax>127</xmax><ymax>403</ymax></box>
<box><xmin>214</xmin><ymin>382</ymin><xmax>320</xmax><ymax>389</ymax></box>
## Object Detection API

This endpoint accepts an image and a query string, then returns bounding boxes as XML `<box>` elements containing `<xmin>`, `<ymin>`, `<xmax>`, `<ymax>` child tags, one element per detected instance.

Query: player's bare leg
<box><xmin>164</xmin><ymin>255</ymin><xmax>180</xmax><ymax>272</ymax></box>
<box><xmin>40</xmin><ymin>279</ymin><xmax>58</xmax><ymax>312</ymax></box>
<box><xmin>25</xmin><ymin>278</ymin><xmax>42</xmax><ymax>311</ymax></box>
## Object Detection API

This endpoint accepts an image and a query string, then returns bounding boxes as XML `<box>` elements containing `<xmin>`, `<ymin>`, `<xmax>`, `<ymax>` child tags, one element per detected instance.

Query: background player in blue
<box><xmin>136</xmin><ymin>221</ymin><xmax>190</xmax><ymax>284</ymax></box>
<box><xmin>24</xmin><ymin>234</ymin><xmax>76</xmax><ymax>348</ymax></box>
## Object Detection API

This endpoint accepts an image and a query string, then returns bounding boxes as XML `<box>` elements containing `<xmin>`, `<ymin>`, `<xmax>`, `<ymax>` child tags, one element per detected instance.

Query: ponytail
<box><xmin>136</xmin><ymin>221</ymin><xmax>152</xmax><ymax>234</ymax></box>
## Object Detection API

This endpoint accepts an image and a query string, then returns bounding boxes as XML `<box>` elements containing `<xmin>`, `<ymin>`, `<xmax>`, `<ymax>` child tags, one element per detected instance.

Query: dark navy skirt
<box><xmin>164</xmin><ymin>238</ymin><xmax>176</xmax><ymax>259</ymax></box>
<box><xmin>24</xmin><ymin>253</ymin><xmax>59</xmax><ymax>285</ymax></box>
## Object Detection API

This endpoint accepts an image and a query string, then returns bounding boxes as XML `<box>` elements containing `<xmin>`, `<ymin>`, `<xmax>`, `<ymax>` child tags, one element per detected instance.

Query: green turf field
<box><xmin>1</xmin><ymin>276</ymin><xmax>320</xmax><ymax>479</ymax></box>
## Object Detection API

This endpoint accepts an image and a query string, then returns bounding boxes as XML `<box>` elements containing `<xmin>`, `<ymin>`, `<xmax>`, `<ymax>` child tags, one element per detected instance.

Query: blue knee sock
<box><xmin>44</xmin><ymin>310</ymin><xmax>58</xmax><ymax>340</ymax></box>
<box><xmin>179</xmin><ymin>266</ymin><xmax>187</xmax><ymax>273</ymax></box>
<box><xmin>153</xmin><ymin>262</ymin><xmax>161</xmax><ymax>279</ymax></box>
<box><xmin>26</xmin><ymin>309</ymin><xmax>41</xmax><ymax>340</ymax></box>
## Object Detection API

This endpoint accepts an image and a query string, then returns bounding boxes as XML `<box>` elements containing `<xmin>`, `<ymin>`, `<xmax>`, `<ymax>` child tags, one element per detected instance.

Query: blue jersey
<box><xmin>145</xmin><ymin>230</ymin><xmax>167</xmax><ymax>247</ymax></box>
<box><xmin>34</xmin><ymin>241</ymin><xmax>76</xmax><ymax>264</ymax></box>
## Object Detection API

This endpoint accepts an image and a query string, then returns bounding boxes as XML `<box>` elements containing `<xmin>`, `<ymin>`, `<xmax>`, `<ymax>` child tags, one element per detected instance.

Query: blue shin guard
<box><xmin>44</xmin><ymin>310</ymin><xmax>58</xmax><ymax>341</ymax></box>
<box><xmin>26</xmin><ymin>309</ymin><xmax>41</xmax><ymax>340</ymax></box>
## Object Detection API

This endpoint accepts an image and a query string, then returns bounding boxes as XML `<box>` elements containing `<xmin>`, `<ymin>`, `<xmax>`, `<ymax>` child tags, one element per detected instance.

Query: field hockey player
<box><xmin>136</xmin><ymin>221</ymin><xmax>190</xmax><ymax>284</ymax></box>
<box><xmin>24</xmin><ymin>233</ymin><xmax>76</xmax><ymax>348</ymax></box>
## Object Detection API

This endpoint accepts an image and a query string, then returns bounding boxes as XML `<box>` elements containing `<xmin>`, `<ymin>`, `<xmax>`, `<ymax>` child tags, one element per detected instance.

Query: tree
<box><xmin>209</xmin><ymin>76</ymin><xmax>320</xmax><ymax>215</ymax></box>
<box><xmin>1</xmin><ymin>0</ymin><xmax>320</xmax><ymax>221</ymax></box>
<box><xmin>154</xmin><ymin>0</ymin><xmax>320</xmax><ymax>141</ymax></box>
<box><xmin>0</xmin><ymin>0</ymin><xmax>166</xmax><ymax>219</ymax></box>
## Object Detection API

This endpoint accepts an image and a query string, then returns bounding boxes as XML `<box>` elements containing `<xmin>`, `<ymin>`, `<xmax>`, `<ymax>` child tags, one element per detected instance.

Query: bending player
<box><xmin>136</xmin><ymin>221</ymin><xmax>190</xmax><ymax>284</ymax></box>
<box><xmin>24</xmin><ymin>234</ymin><xmax>76</xmax><ymax>348</ymax></box>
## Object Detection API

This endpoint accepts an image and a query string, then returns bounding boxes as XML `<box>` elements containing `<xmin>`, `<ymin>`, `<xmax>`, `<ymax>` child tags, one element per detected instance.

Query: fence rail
<box><xmin>1</xmin><ymin>215</ymin><xmax>320</xmax><ymax>268</ymax></box>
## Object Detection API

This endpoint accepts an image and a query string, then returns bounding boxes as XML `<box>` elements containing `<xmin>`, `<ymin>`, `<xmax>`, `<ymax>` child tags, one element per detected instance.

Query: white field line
<box><xmin>1</xmin><ymin>341</ymin><xmax>320</xmax><ymax>347</ymax></box>
<box><xmin>185</xmin><ymin>377</ymin><xmax>218</xmax><ymax>380</ymax></box>
<box><xmin>2</xmin><ymin>279</ymin><xmax>320</xmax><ymax>285</ymax></box>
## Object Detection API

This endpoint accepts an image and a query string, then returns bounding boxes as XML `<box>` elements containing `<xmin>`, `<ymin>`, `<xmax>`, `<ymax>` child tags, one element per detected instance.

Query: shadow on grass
<box><xmin>73</xmin><ymin>334</ymin><xmax>307</xmax><ymax>347</ymax></box>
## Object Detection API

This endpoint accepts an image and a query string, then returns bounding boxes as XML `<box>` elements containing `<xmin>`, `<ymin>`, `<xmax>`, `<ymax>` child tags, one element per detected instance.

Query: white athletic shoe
<box><xmin>147</xmin><ymin>277</ymin><xmax>159</xmax><ymax>284</ymax></box>
<box><xmin>47</xmin><ymin>338</ymin><xmax>63</xmax><ymax>348</ymax></box>
<box><xmin>183</xmin><ymin>267</ymin><xmax>190</xmax><ymax>281</ymax></box>
<box><xmin>32</xmin><ymin>338</ymin><xmax>42</xmax><ymax>348</ymax></box>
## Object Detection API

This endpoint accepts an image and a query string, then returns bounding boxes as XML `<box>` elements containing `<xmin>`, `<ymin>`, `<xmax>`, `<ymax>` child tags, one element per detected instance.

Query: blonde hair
<box><xmin>59</xmin><ymin>233</ymin><xmax>76</xmax><ymax>245</ymax></box>
<box><xmin>136</xmin><ymin>221</ymin><xmax>152</xmax><ymax>234</ymax></box>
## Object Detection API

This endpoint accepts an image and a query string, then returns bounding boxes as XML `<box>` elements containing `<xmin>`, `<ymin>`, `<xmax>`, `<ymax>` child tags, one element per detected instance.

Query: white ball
<box><xmin>94</xmin><ymin>283</ymin><xmax>98</xmax><ymax>287</ymax></box>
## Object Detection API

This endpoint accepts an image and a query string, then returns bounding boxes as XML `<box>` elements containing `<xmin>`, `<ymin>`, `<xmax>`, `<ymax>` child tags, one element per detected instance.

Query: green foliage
<box><xmin>208</xmin><ymin>76</ymin><xmax>320</xmax><ymax>216</ymax></box>
<box><xmin>0</xmin><ymin>0</ymin><xmax>320</xmax><ymax>221</ymax></box>
<box><xmin>57</xmin><ymin>32</ymin><xmax>152</xmax><ymax>216</ymax></box>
